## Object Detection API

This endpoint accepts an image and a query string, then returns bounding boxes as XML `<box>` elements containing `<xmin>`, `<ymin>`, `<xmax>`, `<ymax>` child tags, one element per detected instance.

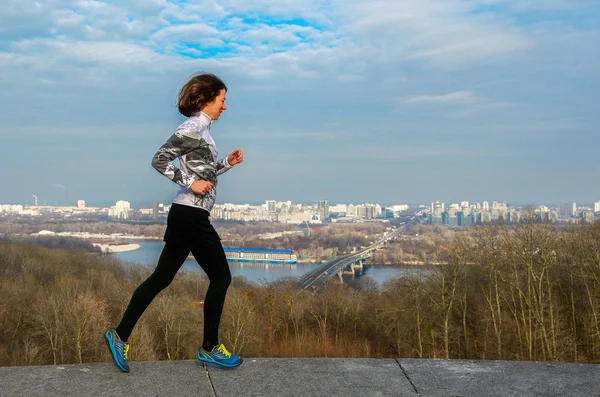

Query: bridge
<box><xmin>298</xmin><ymin>222</ymin><xmax>411</xmax><ymax>290</ymax></box>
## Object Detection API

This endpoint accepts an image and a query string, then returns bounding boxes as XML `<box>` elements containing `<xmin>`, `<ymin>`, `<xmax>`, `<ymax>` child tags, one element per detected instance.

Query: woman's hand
<box><xmin>227</xmin><ymin>149</ymin><xmax>244</xmax><ymax>166</ymax></box>
<box><xmin>189</xmin><ymin>180</ymin><xmax>214</xmax><ymax>196</ymax></box>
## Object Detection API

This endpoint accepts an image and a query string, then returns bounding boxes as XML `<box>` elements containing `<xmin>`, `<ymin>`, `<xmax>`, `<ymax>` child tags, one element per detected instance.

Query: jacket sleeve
<box><xmin>215</xmin><ymin>157</ymin><xmax>233</xmax><ymax>176</ymax></box>
<box><xmin>151</xmin><ymin>122</ymin><xmax>199</xmax><ymax>188</ymax></box>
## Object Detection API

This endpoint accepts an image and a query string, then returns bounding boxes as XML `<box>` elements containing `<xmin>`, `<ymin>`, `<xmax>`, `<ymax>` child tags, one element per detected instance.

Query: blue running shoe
<box><xmin>104</xmin><ymin>329</ymin><xmax>130</xmax><ymax>373</ymax></box>
<box><xmin>197</xmin><ymin>344</ymin><xmax>243</xmax><ymax>368</ymax></box>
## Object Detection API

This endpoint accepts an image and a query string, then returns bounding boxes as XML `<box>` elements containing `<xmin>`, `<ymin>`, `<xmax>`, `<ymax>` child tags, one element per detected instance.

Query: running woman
<box><xmin>105</xmin><ymin>73</ymin><xmax>244</xmax><ymax>372</ymax></box>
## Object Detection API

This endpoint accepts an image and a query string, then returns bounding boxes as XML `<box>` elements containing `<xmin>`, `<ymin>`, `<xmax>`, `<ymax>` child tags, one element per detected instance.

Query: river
<box><xmin>114</xmin><ymin>240</ymin><xmax>419</xmax><ymax>285</ymax></box>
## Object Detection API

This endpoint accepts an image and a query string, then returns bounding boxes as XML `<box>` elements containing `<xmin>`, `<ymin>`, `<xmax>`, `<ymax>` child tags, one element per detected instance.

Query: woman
<box><xmin>105</xmin><ymin>73</ymin><xmax>244</xmax><ymax>372</ymax></box>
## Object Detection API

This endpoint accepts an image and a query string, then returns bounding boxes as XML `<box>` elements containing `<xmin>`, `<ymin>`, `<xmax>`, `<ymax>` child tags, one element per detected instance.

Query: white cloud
<box><xmin>406</xmin><ymin>91</ymin><xmax>483</xmax><ymax>104</ymax></box>
<box><xmin>151</xmin><ymin>23</ymin><xmax>218</xmax><ymax>41</ymax></box>
<box><xmin>343</xmin><ymin>0</ymin><xmax>533</xmax><ymax>65</ymax></box>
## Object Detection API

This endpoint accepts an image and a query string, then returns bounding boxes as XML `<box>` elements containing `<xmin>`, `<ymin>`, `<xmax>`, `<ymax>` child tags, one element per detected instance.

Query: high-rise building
<box><xmin>433</xmin><ymin>201</ymin><xmax>443</xmax><ymax>217</ymax></box>
<box><xmin>77</xmin><ymin>200</ymin><xmax>85</xmax><ymax>209</ymax></box>
<box><xmin>594</xmin><ymin>201</ymin><xmax>600</xmax><ymax>213</ymax></box>
<box><xmin>481</xmin><ymin>212</ymin><xmax>492</xmax><ymax>223</ymax></box>
<box><xmin>558</xmin><ymin>203</ymin><xmax>577</xmax><ymax>218</ymax></box>
<box><xmin>447</xmin><ymin>203</ymin><xmax>460</xmax><ymax>218</ymax></box>
<box><xmin>483</xmin><ymin>201</ymin><xmax>490</xmax><ymax>211</ymax></box>
<box><xmin>358</xmin><ymin>205</ymin><xmax>375</xmax><ymax>219</ymax></box>
<box><xmin>347</xmin><ymin>204</ymin><xmax>357</xmax><ymax>216</ymax></box>
<box><xmin>110</xmin><ymin>200</ymin><xmax>131</xmax><ymax>220</ymax></box>
<box><xmin>266</xmin><ymin>200</ymin><xmax>277</xmax><ymax>213</ymax></box>
<box><xmin>329</xmin><ymin>204</ymin><xmax>347</xmax><ymax>214</ymax></box>
<box><xmin>318</xmin><ymin>200</ymin><xmax>329</xmax><ymax>221</ymax></box>
<box><xmin>152</xmin><ymin>202</ymin><xmax>159</xmax><ymax>220</ymax></box>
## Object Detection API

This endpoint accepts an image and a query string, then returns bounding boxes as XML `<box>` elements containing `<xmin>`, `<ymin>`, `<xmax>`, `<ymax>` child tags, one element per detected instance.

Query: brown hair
<box><xmin>177</xmin><ymin>73</ymin><xmax>227</xmax><ymax>117</ymax></box>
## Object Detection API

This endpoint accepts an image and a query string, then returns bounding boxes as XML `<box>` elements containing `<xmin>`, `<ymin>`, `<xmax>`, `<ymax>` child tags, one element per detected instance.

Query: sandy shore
<box><xmin>92</xmin><ymin>243</ymin><xmax>141</xmax><ymax>253</ymax></box>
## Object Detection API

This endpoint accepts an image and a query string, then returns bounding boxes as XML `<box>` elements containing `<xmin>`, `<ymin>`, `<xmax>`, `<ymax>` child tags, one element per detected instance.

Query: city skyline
<box><xmin>3</xmin><ymin>197</ymin><xmax>599</xmax><ymax>227</ymax></box>
<box><xmin>3</xmin><ymin>197</ymin><xmax>600</xmax><ymax>211</ymax></box>
<box><xmin>1</xmin><ymin>1</ymin><xmax>599</xmax><ymax>205</ymax></box>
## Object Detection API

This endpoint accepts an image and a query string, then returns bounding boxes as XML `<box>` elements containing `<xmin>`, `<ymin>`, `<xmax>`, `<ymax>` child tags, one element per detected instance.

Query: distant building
<box><xmin>222</xmin><ymin>248</ymin><xmax>297</xmax><ymax>264</ymax></box>
<box><xmin>558</xmin><ymin>203</ymin><xmax>577</xmax><ymax>218</ymax></box>
<box><xmin>457</xmin><ymin>212</ymin><xmax>474</xmax><ymax>226</ymax></box>
<box><xmin>0</xmin><ymin>205</ymin><xmax>23</xmax><ymax>214</ymax></box>
<box><xmin>266</xmin><ymin>200</ymin><xmax>277</xmax><ymax>213</ymax></box>
<box><xmin>433</xmin><ymin>201</ymin><xmax>443</xmax><ymax>217</ymax></box>
<box><xmin>582</xmin><ymin>211</ymin><xmax>595</xmax><ymax>223</ymax></box>
<box><xmin>390</xmin><ymin>204</ymin><xmax>408</xmax><ymax>212</ymax></box>
<box><xmin>346</xmin><ymin>204</ymin><xmax>357</xmax><ymax>216</ymax></box>
<box><xmin>382</xmin><ymin>208</ymin><xmax>394</xmax><ymax>219</ymax></box>
<box><xmin>357</xmin><ymin>204</ymin><xmax>376</xmax><ymax>219</ymax></box>
<box><xmin>77</xmin><ymin>200</ymin><xmax>85</xmax><ymax>209</ymax></box>
<box><xmin>594</xmin><ymin>201</ymin><xmax>600</xmax><ymax>213</ymax></box>
<box><xmin>429</xmin><ymin>214</ymin><xmax>442</xmax><ymax>225</ymax></box>
<box><xmin>329</xmin><ymin>203</ymin><xmax>347</xmax><ymax>215</ymax></box>
<box><xmin>318</xmin><ymin>200</ymin><xmax>329</xmax><ymax>221</ymax></box>
<box><xmin>152</xmin><ymin>202</ymin><xmax>159</xmax><ymax>220</ymax></box>
<box><xmin>109</xmin><ymin>200</ymin><xmax>131</xmax><ymax>220</ymax></box>
<box><xmin>447</xmin><ymin>203</ymin><xmax>460</xmax><ymax>217</ymax></box>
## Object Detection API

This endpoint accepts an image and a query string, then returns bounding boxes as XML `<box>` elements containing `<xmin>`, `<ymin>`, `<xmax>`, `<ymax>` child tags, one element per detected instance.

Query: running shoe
<box><xmin>104</xmin><ymin>329</ymin><xmax>130</xmax><ymax>373</ymax></box>
<box><xmin>197</xmin><ymin>344</ymin><xmax>243</xmax><ymax>368</ymax></box>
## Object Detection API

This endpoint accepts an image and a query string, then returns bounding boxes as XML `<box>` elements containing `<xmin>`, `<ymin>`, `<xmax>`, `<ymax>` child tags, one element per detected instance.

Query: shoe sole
<box><xmin>104</xmin><ymin>331</ymin><xmax>130</xmax><ymax>373</ymax></box>
<box><xmin>197</xmin><ymin>353</ymin><xmax>243</xmax><ymax>368</ymax></box>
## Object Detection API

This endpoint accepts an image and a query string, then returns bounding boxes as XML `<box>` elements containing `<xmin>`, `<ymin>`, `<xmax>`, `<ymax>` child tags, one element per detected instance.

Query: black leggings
<box><xmin>116</xmin><ymin>205</ymin><xmax>231</xmax><ymax>351</ymax></box>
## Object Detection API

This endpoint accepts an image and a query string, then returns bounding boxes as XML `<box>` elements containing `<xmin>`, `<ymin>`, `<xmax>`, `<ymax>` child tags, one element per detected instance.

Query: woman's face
<box><xmin>201</xmin><ymin>89</ymin><xmax>227</xmax><ymax>120</ymax></box>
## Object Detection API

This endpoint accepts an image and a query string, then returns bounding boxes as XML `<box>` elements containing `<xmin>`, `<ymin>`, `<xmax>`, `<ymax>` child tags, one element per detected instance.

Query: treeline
<box><xmin>2</xmin><ymin>221</ymin><xmax>600</xmax><ymax>367</ymax></box>
<box><xmin>0</xmin><ymin>220</ymin><xmax>167</xmax><ymax>238</ymax></box>
<box><xmin>0</xmin><ymin>235</ymin><xmax>101</xmax><ymax>253</ymax></box>
<box><xmin>0</xmin><ymin>220</ymin><xmax>299</xmax><ymax>239</ymax></box>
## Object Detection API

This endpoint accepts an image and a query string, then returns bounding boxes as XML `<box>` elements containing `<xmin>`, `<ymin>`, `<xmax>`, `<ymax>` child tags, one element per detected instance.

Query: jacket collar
<box><xmin>190</xmin><ymin>111</ymin><xmax>212</xmax><ymax>127</ymax></box>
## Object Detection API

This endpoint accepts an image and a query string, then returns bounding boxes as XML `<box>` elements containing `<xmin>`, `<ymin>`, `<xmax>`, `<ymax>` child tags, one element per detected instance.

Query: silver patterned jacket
<box><xmin>151</xmin><ymin>111</ymin><xmax>232</xmax><ymax>212</ymax></box>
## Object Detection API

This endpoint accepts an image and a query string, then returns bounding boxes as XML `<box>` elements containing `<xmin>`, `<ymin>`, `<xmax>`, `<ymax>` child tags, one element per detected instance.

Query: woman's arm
<box><xmin>151</xmin><ymin>121</ymin><xmax>199</xmax><ymax>188</ymax></box>
<box><xmin>216</xmin><ymin>149</ymin><xmax>244</xmax><ymax>175</ymax></box>
<box><xmin>215</xmin><ymin>157</ymin><xmax>233</xmax><ymax>176</ymax></box>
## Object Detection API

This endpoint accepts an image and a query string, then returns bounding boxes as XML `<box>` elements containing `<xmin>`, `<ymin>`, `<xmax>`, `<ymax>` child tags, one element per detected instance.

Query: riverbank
<box><xmin>30</xmin><ymin>231</ymin><xmax>161</xmax><ymax>240</ymax></box>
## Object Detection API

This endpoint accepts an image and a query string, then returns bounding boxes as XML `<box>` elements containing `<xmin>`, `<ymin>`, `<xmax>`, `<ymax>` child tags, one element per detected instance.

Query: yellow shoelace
<box><xmin>123</xmin><ymin>344</ymin><xmax>130</xmax><ymax>360</ymax></box>
<box><xmin>217</xmin><ymin>344</ymin><xmax>231</xmax><ymax>358</ymax></box>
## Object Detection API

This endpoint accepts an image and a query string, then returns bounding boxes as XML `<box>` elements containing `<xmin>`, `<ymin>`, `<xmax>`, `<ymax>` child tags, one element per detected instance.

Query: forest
<box><xmin>1</xmin><ymin>220</ymin><xmax>600</xmax><ymax>366</ymax></box>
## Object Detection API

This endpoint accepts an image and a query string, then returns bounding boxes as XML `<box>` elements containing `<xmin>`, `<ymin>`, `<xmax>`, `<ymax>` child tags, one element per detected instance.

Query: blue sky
<box><xmin>1</xmin><ymin>0</ymin><xmax>599</xmax><ymax>207</ymax></box>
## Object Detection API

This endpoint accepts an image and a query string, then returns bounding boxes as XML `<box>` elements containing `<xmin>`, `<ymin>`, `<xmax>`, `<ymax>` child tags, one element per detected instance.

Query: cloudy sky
<box><xmin>1</xmin><ymin>0</ymin><xmax>599</xmax><ymax>207</ymax></box>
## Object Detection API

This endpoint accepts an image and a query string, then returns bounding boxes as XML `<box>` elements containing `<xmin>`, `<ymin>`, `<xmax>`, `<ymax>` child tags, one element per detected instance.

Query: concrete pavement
<box><xmin>1</xmin><ymin>358</ymin><xmax>599</xmax><ymax>397</ymax></box>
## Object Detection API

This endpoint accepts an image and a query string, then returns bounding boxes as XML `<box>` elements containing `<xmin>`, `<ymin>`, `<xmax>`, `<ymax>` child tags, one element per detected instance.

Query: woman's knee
<box><xmin>145</xmin><ymin>272</ymin><xmax>175</xmax><ymax>292</ymax></box>
<box><xmin>209</xmin><ymin>267</ymin><xmax>231</xmax><ymax>289</ymax></box>
<box><xmin>216</xmin><ymin>269</ymin><xmax>231</xmax><ymax>288</ymax></box>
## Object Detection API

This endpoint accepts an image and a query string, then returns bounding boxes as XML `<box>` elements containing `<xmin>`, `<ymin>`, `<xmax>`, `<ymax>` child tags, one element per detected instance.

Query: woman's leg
<box><xmin>190</xmin><ymin>240</ymin><xmax>232</xmax><ymax>351</ymax></box>
<box><xmin>115</xmin><ymin>240</ymin><xmax>190</xmax><ymax>342</ymax></box>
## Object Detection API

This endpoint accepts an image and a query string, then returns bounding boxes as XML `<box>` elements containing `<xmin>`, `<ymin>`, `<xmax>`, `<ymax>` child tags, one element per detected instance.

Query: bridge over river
<box><xmin>298</xmin><ymin>222</ymin><xmax>411</xmax><ymax>290</ymax></box>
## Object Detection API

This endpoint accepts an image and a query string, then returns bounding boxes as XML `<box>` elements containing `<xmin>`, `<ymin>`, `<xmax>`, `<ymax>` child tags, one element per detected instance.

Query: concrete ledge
<box><xmin>1</xmin><ymin>358</ymin><xmax>599</xmax><ymax>397</ymax></box>
<box><xmin>209</xmin><ymin>358</ymin><xmax>414</xmax><ymax>396</ymax></box>
<box><xmin>398</xmin><ymin>358</ymin><xmax>600</xmax><ymax>397</ymax></box>
<box><xmin>0</xmin><ymin>360</ymin><xmax>214</xmax><ymax>397</ymax></box>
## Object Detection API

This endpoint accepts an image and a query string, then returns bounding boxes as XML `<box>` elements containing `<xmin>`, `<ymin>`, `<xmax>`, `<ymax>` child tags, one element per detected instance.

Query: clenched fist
<box><xmin>227</xmin><ymin>149</ymin><xmax>244</xmax><ymax>166</ymax></box>
<box><xmin>190</xmin><ymin>180</ymin><xmax>214</xmax><ymax>196</ymax></box>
